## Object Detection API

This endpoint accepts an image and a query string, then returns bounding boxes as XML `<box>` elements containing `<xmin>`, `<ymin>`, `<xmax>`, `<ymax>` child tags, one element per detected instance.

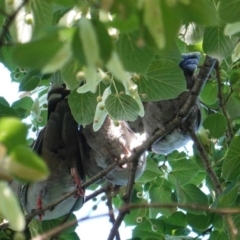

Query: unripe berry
<box><xmin>96</xmin><ymin>96</ymin><xmax>102</xmax><ymax>102</ymax></box>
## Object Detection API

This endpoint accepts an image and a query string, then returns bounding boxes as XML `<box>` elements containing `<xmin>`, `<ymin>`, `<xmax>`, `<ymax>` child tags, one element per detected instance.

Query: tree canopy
<box><xmin>0</xmin><ymin>0</ymin><xmax>240</xmax><ymax>239</ymax></box>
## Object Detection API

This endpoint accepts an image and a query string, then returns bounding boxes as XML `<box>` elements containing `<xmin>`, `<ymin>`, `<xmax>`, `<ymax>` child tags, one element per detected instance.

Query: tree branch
<box><xmin>215</xmin><ymin>61</ymin><xmax>234</xmax><ymax>142</ymax></box>
<box><xmin>187</xmin><ymin>128</ymin><xmax>222</xmax><ymax>195</ymax></box>
<box><xmin>29</xmin><ymin>202</ymin><xmax>240</xmax><ymax>240</ymax></box>
<box><xmin>0</xmin><ymin>0</ymin><xmax>29</xmax><ymax>48</ymax></box>
<box><xmin>105</xmin><ymin>184</ymin><xmax>121</xmax><ymax>240</ymax></box>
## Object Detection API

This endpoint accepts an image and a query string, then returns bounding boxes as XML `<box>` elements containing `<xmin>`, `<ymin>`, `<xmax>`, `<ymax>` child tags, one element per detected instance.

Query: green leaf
<box><xmin>225</xmin><ymin>91</ymin><xmax>240</xmax><ymax>119</ymax></box>
<box><xmin>212</xmin><ymin>214</ymin><xmax>224</xmax><ymax>231</ymax></box>
<box><xmin>74</xmin><ymin>18</ymin><xmax>113</xmax><ymax>66</ymax></box>
<box><xmin>0</xmin><ymin>97</ymin><xmax>10</xmax><ymax>107</ymax></box>
<box><xmin>149</xmin><ymin>180</ymin><xmax>176</xmax><ymax>217</ymax></box>
<box><xmin>28</xmin><ymin>219</ymin><xmax>43</xmax><ymax>237</ymax></box>
<box><xmin>132</xmin><ymin>218</ymin><xmax>165</xmax><ymax>239</ymax></box>
<box><xmin>61</xmin><ymin>58</ymin><xmax>82</xmax><ymax>90</ymax></box>
<box><xmin>168</xmin><ymin>160</ymin><xmax>200</xmax><ymax>186</ymax></box>
<box><xmin>200</xmin><ymin>81</ymin><xmax>218</xmax><ymax>105</ymax></box>
<box><xmin>222</xmin><ymin>136</ymin><xmax>240</xmax><ymax>181</ymax></box>
<box><xmin>68</xmin><ymin>89</ymin><xmax>98</xmax><ymax>126</ymax></box>
<box><xmin>209</xmin><ymin>231</ymin><xmax>228</xmax><ymax>240</ymax></box>
<box><xmin>0</xmin><ymin>104</ymin><xmax>18</xmax><ymax>118</ymax></box>
<box><xmin>224</xmin><ymin>22</ymin><xmax>240</xmax><ymax>36</ymax></box>
<box><xmin>11</xmin><ymin>97</ymin><xmax>33</xmax><ymax>118</ymax></box>
<box><xmin>179</xmin><ymin>0</ymin><xmax>218</xmax><ymax>26</ymax></box>
<box><xmin>203</xmin><ymin>26</ymin><xmax>238</xmax><ymax>61</ymax></box>
<box><xmin>12</xmin><ymin>97</ymin><xmax>33</xmax><ymax>111</ymax></box>
<box><xmin>0</xmin><ymin>118</ymin><xmax>27</xmax><ymax>151</ymax></box>
<box><xmin>13</xmin><ymin>30</ymin><xmax>70</xmax><ymax>70</ymax></box>
<box><xmin>139</xmin><ymin>59</ymin><xmax>186</xmax><ymax>101</ymax></box>
<box><xmin>124</xmin><ymin>188</ymin><xmax>148</xmax><ymax>226</ymax></box>
<box><xmin>8</xmin><ymin>146</ymin><xmax>49</xmax><ymax>181</ymax></box>
<box><xmin>165</xmin><ymin>212</ymin><xmax>187</xmax><ymax>228</ymax></box>
<box><xmin>19</xmin><ymin>74</ymin><xmax>41</xmax><ymax>92</ymax></box>
<box><xmin>0</xmin><ymin>181</ymin><xmax>25</xmax><ymax>231</ymax></box>
<box><xmin>0</xmin><ymin>2</ymin><xmax>5</xmax><ymax>30</ymax></box>
<box><xmin>203</xmin><ymin>113</ymin><xmax>227</xmax><ymax>138</ymax></box>
<box><xmin>178</xmin><ymin>184</ymin><xmax>208</xmax><ymax>214</ymax></box>
<box><xmin>0</xmin><ymin>46</ymin><xmax>17</xmax><ymax>71</ymax></box>
<box><xmin>218</xmin><ymin>0</ymin><xmax>240</xmax><ymax>23</ymax></box>
<box><xmin>105</xmin><ymin>93</ymin><xmax>140</xmax><ymax>121</ymax></box>
<box><xmin>108</xmin><ymin>13</ymin><xmax>139</xmax><ymax>33</ymax></box>
<box><xmin>215</xmin><ymin>181</ymin><xmax>238</xmax><ymax>208</ymax></box>
<box><xmin>186</xmin><ymin>213</ymin><xmax>212</xmax><ymax>231</ymax></box>
<box><xmin>31</xmin><ymin>0</ymin><xmax>53</xmax><ymax>38</ymax></box>
<box><xmin>136</xmin><ymin>159</ymin><xmax>160</xmax><ymax>184</ymax></box>
<box><xmin>143</xmin><ymin>0</ymin><xmax>165</xmax><ymax>49</ymax></box>
<box><xmin>92</xmin><ymin>19</ymin><xmax>113</xmax><ymax>63</ymax></box>
<box><xmin>116</xmin><ymin>31</ymin><xmax>155</xmax><ymax>74</ymax></box>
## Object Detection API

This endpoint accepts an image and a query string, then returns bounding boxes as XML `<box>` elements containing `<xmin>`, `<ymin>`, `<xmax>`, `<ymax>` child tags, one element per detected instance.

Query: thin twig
<box><xmin>85</xmin><ymin>187</ymin><xmax>107</xmax><ymax>203</ymax></box>
<box><xmin>0</xmin><ymin>0</ymin><xmax>29</xmax><ymax>48</ymax></box>
<box><xmin>107</xmin><ymin>156</ymin><xmax>139</xmax><ymax>240</ymax></box>
<box><xmin>226</xmin><ymin>214</ymin><xmax>238</xmax><ymax>240</ymax></box>
<box><xmin>187</xmin><ymin>128</ymin><xmax>222</xmax><ymax>195</ymax></box>
<box><xmin>215</xmin><ymin>61</ymin><xmax>234</xmax><ymax>142</ymax></box>
<box><xmin>105</xmin><ymin>184</ymin><xmax>121</xmax><ymax>240</ymax></box>
<box><xmin>28</xmin><ymin>202</ymin><xmax>240</xmax><ymax>240</ymax></box>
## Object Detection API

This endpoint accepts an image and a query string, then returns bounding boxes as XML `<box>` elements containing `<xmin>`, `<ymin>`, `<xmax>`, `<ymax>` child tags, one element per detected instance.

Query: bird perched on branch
<box><xmin>11</xmin><ymin>84</ymin><xmax>85</xmax><ymax>221</ymax></box>
<box><xmin>127</xmin><ymin>52</ymin><xmax>202</xmax><ymax>154</ymax></box>
<box><xmin>81</xmin><ymin>117</ymin><xmax>146</xmax><ymax>186</ymax></box>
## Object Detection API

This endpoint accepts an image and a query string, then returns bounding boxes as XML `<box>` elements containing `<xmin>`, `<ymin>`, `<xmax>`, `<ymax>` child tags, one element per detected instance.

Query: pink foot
<box><xmin>71</xmin><ymin>168</ymin><xmax>85</xmax><ymax>198</ymax></box>
<box><xmin>37</xmin><ymin>190</ymin><xmax>44</xmax><ymax>221</ymax></box>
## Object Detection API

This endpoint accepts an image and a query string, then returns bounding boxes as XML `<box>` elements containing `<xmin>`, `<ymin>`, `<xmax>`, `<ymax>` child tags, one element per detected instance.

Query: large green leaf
<box><xmin>222</xmin><ymin>136</ymin><xmax>240</xmax><ymax>181</ymax></box>
<box><xmin>186</xmin><ymin>213</ymin><xmax>212</xmax><ymax>231</ymax></box>
<box><xmin>203</xmin><ymin>113</ymin><xmax>227</xmax><ymax>138</ymax></box>
<box><xmin>178</xmin><ymin>0</ymin><xmax>218</xmax><ymax>26</ymax></box>
<box><xmin>11</xmin><ymin>97</ymin><xmax>33</xmax><ymax>119</ymax></box>
<box><xmin>168</xmin><ymin>160</ymin><xmax>200</xmax><ymax>186</ymax></box>
<box><xmin>116</xmin><ymin>31</ymin><xmax>155</xmax><ymax>74</ymax></box>
<box><xmin>8</xmin><ymin>146</ymin><xmax>49</xmax><ymax>181</ymax></box>
<box><xmin>218</xmin><ymin>0</ymin><xmax>240</xmax><ymax>23</ymax></box>
<box><xmin>149</xmin><ymin>179</ymin><xmax>176</xmax><ymax>217</ymax></box>
<box><xmin>19</xmin><ymin>72</ymin><xmax>41</xmax><ymax>92</ymax></box>
<box><xmin>178</xmin><ymin>184</ymin><xmax>208</xmax><ymax>214</ymax></box>
<box><xmin>136</xmin><ymin>159</ymin><xmax>160</xmax><ymax>184</ymax></box>
<box><xmin>0</xmin><ymin>2</ymin><xmax>5</xmax><ymax>30</ymax></box>
<box><xmin>0</xmin><ymin>103</ymin><xmax>18</xmax><ymax>118</ymax></box>
<box><xmin>105</xmin><ymin>93</ymin><xmax>140</xmax><ymax>121</ymax></box>
<box><xmin>138</xmin><ymin>59</ymin><xmax>186</xmax><ymax>101</ymax></box>
<box><xmin>209</xmin><ymin>231</ymin><xmax>228</xmax><ymax>240</ymax></box>
<box><xmin>203</xmin><ymin>26</ymin><xmax>238</xmax><ymax>61</ymax></box>
<box><xmin>12</xmin><ymin>30</ymin><xmax>70</xmax><ymax>70</ymax></box>
<box><xmin>31</xmin><ymin>0</ymin><xmax>53</xmax><ymax>38</ymax></box>
<box><xmin>132</xmin><ymin>218</ymin><xmax>165</xmax><ymax>239</ymax></box>
<box><xmin>0</xmin><ymin>118</ymin><xmax>27</xmax><ymax>151</ymax></box>
<box><xmin>68</xmin><ymin>89</ymin><xmax>98</xmax><ymax>126</ymax></box>
<box><xmin>0</xmin><ymin>182</ymin><xmax>25</xmax><ymax>231</ymax></box>
<box><xmin>225</xmin><ymin>91</ymin><xmax>240</xmax><ymax>119</ymax></box>
<box><xmin>72</xmin><ymin>19</ymin><xmax>112</xmax><ymax>65</ymax></box>
<box><xmin>200</xmin><ymin>80</ymin><xmax>218</xmax><ymax>105</ymax></box>
<box><xmin>61</xmin><ymin>58</ymin><xmax>82</xmax><ymax>90</ymax></box>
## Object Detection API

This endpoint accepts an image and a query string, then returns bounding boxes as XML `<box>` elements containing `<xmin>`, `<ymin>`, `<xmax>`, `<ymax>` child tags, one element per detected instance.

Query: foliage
<box><xmin>0</xmin><ymin>0</ymin><xmax>240</xmax><ymax>239</ymax></box>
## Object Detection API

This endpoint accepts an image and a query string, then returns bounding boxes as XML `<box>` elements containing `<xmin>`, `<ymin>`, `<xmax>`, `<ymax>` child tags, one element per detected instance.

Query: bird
<box><xmin>11</xmin><ymin>84</ymin><xmax>85</xmax><ymax>221</ymax></box>
<box><xmin>81</xmin><ymin>117</ymin><xmax>146</xmax><ymax>186</ymax></box>
<box><xmin>127</xmin><ymin>52</ymin><xmax>202</xmax><ymax>154</ymax></box>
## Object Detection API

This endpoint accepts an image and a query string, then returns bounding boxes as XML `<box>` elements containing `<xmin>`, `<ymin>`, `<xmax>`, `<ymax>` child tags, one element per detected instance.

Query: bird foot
<box><xmin>71</xmin><ymin>168</ymin><xmax>85</xmax><ymax>198</ymax></box>
<box><xmin>36</xmin><ymin>190</ymin><xmax>45</xmax><ymax>221</ymax></box>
